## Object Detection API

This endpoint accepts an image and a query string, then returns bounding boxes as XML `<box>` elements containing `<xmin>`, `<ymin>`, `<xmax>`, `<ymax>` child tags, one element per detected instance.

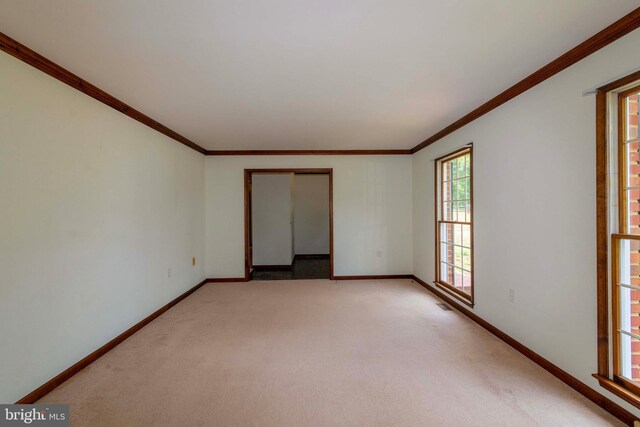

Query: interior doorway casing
<box><xmin>244</xmin><ymin>168</ymin><xmax>334</xmax><ymax>281</ymax></box>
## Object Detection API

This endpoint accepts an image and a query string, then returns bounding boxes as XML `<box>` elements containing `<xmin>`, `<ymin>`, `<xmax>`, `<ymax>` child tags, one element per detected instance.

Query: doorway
<box><xmin>244</xmin><ymin>169</ymin><xmax>334</xmax><ymax>280</ymax></box>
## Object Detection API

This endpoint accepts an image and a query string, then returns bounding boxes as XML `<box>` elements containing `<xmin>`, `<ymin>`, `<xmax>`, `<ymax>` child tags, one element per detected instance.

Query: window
<box><xmin>595</xmin><ymin>72</ymin><xmax>640</xmax><ymax>409</ymax></box>
<box><xmin>612</xmin><ymin>85</ymin><xmax>640</xmax><ymax>393</ymax></box>
<box><xmin>434</xmin><ymin>146</ymin><xmax>473</xmax><ymax>306</ymax></box>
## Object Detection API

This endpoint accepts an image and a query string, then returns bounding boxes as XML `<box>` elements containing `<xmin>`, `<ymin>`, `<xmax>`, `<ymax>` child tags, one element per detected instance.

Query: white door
<box><xmin>251</xmin><ymin>174</ymin><xmax>293</xmax><ymax>266</ymax></box>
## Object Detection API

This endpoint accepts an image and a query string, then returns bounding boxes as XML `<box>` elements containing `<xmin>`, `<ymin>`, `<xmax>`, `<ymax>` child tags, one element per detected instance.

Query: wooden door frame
<box><xmin>244</xmin><ymin>168</ymin><xmax>334</xmax><ymax>280</ymax></box>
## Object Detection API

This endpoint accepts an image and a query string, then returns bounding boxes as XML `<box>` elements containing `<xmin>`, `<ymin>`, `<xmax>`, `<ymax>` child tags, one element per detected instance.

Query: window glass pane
<box><xmin>453</xmin><ymin>179</ymin><xmax>463</xmax><ymax>201</ymax></box>
<box><xmin>446</xmin><ymin>263</ymin><xmax>454</xmax><ymax>284</ymax></box>
<box><xmin>440</xmin><ymin>242</ymin><xmax>452</xmax><ymax>265</ymax></box>
<box><xmin>618</xmin><ymin>284</ymin><xmax>640</xmax><ymax>335</ymax></box>
<box><xmin>627</xmin><ymin>94</ymin><xmax>639</xmax><ymax>141</ymax></box>
<box><xmin>454</xmin><ymin>224</ymin><xmax>462</xmax><ymax>246</ymax></box>
<box><xmin>619</xmin><ymin>332</ymin><xmax>640</xmax><ymax>385</ymax></box>
<box><xmin>619</xmin><ymin>239</ymin><xmax>640</xmax><ymax>290</ymax></box>
<box><xmin>462</xmin><ymin>224</ymin><xmax>471</xmax><ymax>248</ymax></box>
<box><xmin>443</xmin><ymin>159</ymin><xmax>449</xmax><ymax>181</ymax></box>
<box><xmin>627</xmin><ymin>140</ymin><xmax>640</xmax><ymax>235</ymax></box>
<box><xmin>458</xmin><ymin>157</ymin><xmax>467</xmax><ymax>178</ymax></box>
<box><xmin>462</xmin><ymin>270</ymin><xmax>472</xmax><ymax>294</ymax></box>
<box><xmin>463</xmin><ymin>177</ymin><xmax>470</xmax><ymax>200</ymax></box>
<box><xmin>465</xmin><ymin>154</ymin><xmax>470</xmax><ymax>177</ymax></box>
<box><xmin>462</xmin><ymin>250</ymin><xmax>471</xmax><ymax>271</ymax></box>
<box><xmin>442</xmin><ymin>180</ymin><xmax>451</xmax><ymax>202</ymax></box>
<box><xmin>454</xmin><ymin>246</ymin><xmax>463</xmax><ymax>269</ymax></box>
<box><xmin>451</xmin><ymin>157</ymin><xmax>457</xmax><ymax>181</ymax></box>
<box><xmin>627</xmin><ymin>140</ymin><xmax>640</xmax><ymax>180</ymax></box>
<box><xmin>452</xmin><ymin>267</ymin><xmax>461</xmax><ymax>289</ymax></box>
<box><xmin>441</xmin><ymin>223</ymin><xmax>453</xmax><ymax>243</ymax></box>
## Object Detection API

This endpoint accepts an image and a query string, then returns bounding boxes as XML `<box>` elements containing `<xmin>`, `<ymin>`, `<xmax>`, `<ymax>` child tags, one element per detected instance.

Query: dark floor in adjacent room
<box><xmin>252</xmin><ymin>255</ymin><xmax>330</xmax><ymax>280</ymax></box>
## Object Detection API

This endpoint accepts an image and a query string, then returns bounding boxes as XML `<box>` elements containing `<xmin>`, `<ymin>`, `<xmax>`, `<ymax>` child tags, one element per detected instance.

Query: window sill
<box><xmin>434</xmin><ymin>281</ymin><xmax>474</xmax><ymax>307</ymax></box>
<box><xmin>593</xmin><ymin>374</ymin><xmax>640</xmax><ymax>409</ymax></box>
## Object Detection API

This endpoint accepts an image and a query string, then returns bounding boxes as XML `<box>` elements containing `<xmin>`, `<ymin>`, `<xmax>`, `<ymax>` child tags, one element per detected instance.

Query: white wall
<box><xmin>294</xmin><ymin>174</ymin><xmax>330</xmax><ymax>255</ymax></box>
<box><xmin>0</xmin><ymin>52</ymin><xmax>205</xmax><ymax>403</ymax></box>
<box><xmin>6</xmin><ymin>21</ymin><xmax>636</xmax><ymax>416</ymax></box>
<box><xmin>252</xmin><ymin>174</ymin><xmax>294</xmax><ymax>266</ymax></box>
<box><xmin>412</xmin><ymin>28</ymin><xmax>640</xmax><ymax>417</ymax></box>
<box><xmin>205</xmin><ymin>156</ymin><xmax>412</xmax><ymax>278</ymax></box>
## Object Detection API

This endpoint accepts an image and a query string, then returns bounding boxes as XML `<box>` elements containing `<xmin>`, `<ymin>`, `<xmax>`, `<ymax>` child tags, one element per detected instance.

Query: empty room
<box><xmin>2</xmin><ymin>1</ymin><xmax>640</xmax><ymax>426</ymax></box>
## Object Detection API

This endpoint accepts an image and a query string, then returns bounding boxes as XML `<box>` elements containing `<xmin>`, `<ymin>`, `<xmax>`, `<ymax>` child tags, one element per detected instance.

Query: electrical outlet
<box><xmin>508</xmin><ymin>288</ymin><xmax>515</xmax><ymax>303</ymax></box>
<box><xmin>168</xmin><ymin>268</ymin><xmax>172</xmax><ymax>278</ymax></box>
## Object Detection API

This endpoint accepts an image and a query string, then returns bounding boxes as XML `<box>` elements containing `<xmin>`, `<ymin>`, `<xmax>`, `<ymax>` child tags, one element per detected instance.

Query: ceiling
<box><xmin>1</xmin><ymin>1</ymin><xmax>638</xmax><ymax>151</ymax></box>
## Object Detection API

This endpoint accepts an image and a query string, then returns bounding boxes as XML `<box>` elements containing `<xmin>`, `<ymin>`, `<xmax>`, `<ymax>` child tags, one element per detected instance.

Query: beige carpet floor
<box><xmin>39</xmin><ymin>279</ymin><xmax>622</xmax><ymax>426</ymax></box>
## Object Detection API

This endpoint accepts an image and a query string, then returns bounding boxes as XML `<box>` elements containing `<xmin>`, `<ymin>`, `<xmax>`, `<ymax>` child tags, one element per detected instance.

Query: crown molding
<box><xmin>411</xmin><ymin>7</ymin><xmax>640</xmax><ymax>154</ymax></box>
<box><xmin>2</xmin><ymin>7</ymin><xmax>640</xmax><ymax>157</ymax></box>
<box><xmin>0</xmin><ymin>31</ymin><xmax>208</xmax><ymax>155</ymax></box>
<box><xmin>205</xmin><ymin>149</ymin><xmax>411</xmax><ymax>155</ymax></box>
